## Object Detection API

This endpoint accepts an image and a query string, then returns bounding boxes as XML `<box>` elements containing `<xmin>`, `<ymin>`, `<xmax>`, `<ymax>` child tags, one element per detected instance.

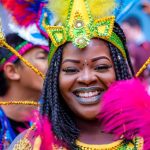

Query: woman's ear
<box><xmin>3</xmin><ymin>62</ymin><xmax>21</xmax><ymax>80</ymax></box>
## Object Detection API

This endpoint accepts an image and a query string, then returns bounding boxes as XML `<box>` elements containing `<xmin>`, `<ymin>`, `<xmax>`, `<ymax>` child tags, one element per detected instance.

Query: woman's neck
<box><xmin>76</xmin><ymin>118</ymin><xmax>114</xmax><ymax>145</ymax></box>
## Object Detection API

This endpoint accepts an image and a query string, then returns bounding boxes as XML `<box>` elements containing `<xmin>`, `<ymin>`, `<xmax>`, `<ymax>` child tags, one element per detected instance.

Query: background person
<box><xmin>0</xmin><ymin>33</ymin><xmax>49</xmax><ymax>149</ymax></box>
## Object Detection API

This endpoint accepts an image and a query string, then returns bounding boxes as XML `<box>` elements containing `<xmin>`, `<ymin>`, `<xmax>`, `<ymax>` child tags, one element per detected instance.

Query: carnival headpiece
<box><xmin>44</xmin><ymin>0</ymin><xmax>126</xmax><ymax>63</ymax></box>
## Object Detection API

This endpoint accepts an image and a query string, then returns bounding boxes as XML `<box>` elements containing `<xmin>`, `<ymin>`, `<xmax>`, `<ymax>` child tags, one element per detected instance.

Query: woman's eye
<box><xmin>62</xmin><ymin>67</ymin><xmax>79</xmax><ymax>74</ymax></box>
<box><xmin>95</xmin><ymin>65</ymin><xmax>112</xmax><ymax>72</ymax></box>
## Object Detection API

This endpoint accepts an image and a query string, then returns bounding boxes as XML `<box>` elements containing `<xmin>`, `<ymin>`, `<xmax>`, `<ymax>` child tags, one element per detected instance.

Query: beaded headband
<box><xmin>44</xmin><ymin>0</ymin><xmax>126</xmax><ymax>63</ymax></box>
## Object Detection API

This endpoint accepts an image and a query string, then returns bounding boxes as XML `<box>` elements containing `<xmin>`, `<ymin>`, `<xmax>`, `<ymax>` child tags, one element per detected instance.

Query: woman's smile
<box><xmin>73</xmin><ymin>86</ymin><xmax>104</xmax><ymax>105</ymax></box>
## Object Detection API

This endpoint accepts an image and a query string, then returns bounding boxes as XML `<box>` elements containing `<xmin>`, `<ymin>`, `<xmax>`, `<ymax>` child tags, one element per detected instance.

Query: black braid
<box><xmin>108</xmin><ymin>43</ymin><xmax>131</xmax><ymax>80</ymax></box>
<box><xmin>41</xmin><ymin>47</ymin><xmax>79</xmax><ymax>149</ymax></box>
<box><xmin>113</xmin><ymin>23</ymin><xmax>135</xmax><ymax>76</ymax></box>
<box><xmin>41</xmin><ymin>23</ymin><xmax>134</xmax><ymax>149</ymax></box>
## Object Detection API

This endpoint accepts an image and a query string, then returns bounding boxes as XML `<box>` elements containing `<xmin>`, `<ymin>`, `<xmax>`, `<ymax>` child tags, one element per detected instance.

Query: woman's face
<box><xmin>59</xmin><ymin>39</ymin><xmax>116</xmax><ymax>120</ymax></box>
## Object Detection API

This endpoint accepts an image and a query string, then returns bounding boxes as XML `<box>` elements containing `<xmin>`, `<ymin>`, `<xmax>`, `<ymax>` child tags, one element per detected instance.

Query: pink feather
<box><xmin>1</xmin><ymin>0</ymin><xmax>46</xmax><ymax>27</ymax></box>
<box><xmin>31</xmin><ymin>111</ymin><xmax>54</xmax><ymax>150</ymax></box>
<box><xmin>98</xmin><ymin>78</ymin><xmax>150</xmax><ymax>149</ymax></box>
<box><xmin>37</xmin><ymin>117</ymin><xmax>54</xmax><ymax>150</ymax></box>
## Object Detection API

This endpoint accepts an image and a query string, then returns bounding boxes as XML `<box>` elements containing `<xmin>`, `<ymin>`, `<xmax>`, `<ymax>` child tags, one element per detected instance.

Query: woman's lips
<box><xmin>73</xmin><ymin>86</ymin><xmax>104</xmax><ymax>105</ymax></box>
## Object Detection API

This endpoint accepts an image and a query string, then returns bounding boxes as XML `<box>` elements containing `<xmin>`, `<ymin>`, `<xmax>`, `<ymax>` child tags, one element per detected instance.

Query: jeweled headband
<box><xmin>43</xmin><ymin>0</ymin><xmax>126</xmax><ymax>63</ymax></box>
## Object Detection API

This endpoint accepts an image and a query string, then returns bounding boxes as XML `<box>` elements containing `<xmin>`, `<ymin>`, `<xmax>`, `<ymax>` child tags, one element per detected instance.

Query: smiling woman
<box><xmin>9</xmin><ymin>0</ymin><xmax>145</xmax><ymax>150</ymax></box>
<box><xmin>39</xmin><ymin>23</ymin><xmax>137</xmax><ymax>149</ymax></box>
<box><xmin>59</xmin><ymin>39</ymin><xmax>116</xmax><ymax>120</ymax></box>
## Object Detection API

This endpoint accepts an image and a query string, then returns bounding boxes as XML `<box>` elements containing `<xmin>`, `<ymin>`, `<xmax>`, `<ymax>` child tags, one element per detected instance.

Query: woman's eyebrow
<box><xmin>92</xmin><ymin>56</ymin><xmax>111</xmax><ymax>62</ymax></box>
<box><xmin>62</xmin><ymin>59</ymin><xmax>80</xmax><ymax>64</ymax></box>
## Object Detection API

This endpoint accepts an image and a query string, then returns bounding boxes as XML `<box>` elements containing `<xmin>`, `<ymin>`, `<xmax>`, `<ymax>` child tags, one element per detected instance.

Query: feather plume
<box><xmin>1</xmin><ymin>0</ymin><xmax>48</xmax><ymax>27</ymax></box>
<box><xmin>47</xmin><ymin>0</ymin><xmax>70</xmax><ymax>24</ymax></box>
<box><xmin>87</xmin><ymin>0</ymin><xmax>116</xmax><ymax>19</ymax></box>
<box><xmin>37</xmin><ymin>116</ymin><xmax>54</xmax><ymax>150</ymax></box>
<box><xmin>32</xmin><ymin>111</ymin><xmax>54</xmax><ymax>150</ymax></box>
<box><xmin>98</xmin><ymin>78</ymin><xmax>150</xmax><ymax>149</ymax></box>
<box><xmin>47</xmin><ymin>0</ymin><xmax>116</xmax><ymax>24</ymax></box>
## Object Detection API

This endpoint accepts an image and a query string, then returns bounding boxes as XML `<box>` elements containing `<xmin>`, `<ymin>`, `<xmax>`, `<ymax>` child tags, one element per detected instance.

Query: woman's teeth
<box><xmin>76</xmin><ymin>91</ymin><xmax>100</xmax><ymax>98</ymax></box>
<box><xmin>73</xmin><ymin>87</ymin><xmax>104</xmax><ymax>105</ymax></box>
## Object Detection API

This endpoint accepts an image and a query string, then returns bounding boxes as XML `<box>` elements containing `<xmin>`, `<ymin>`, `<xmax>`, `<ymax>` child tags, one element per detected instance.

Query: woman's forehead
<box><xmin>62</xmin><ymin>39</ymin><xmax>111</xmax><ymax>59</ymax></box>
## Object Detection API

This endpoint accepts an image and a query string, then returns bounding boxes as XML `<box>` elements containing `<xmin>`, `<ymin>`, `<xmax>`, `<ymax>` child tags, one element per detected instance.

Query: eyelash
<box><xmin>62</xmin><ymin>67</ymin><xmax>79</xmax><ymax>74</ymax></box>
<box><xmin>95</xmin><ymin>65</ymin><xmax>112</xmax><ymax>72</ymax></box>
<box><xmin>62</xmin><ymin>65</ymin><xmax>112</xmax><ymax>74</ymax></box>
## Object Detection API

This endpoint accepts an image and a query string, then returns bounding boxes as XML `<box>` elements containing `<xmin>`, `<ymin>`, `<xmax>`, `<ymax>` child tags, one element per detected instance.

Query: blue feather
<box><xmin>115</xmin><ymin>0</ymin><xmax>139</xmax><ymax>22</ymax></box>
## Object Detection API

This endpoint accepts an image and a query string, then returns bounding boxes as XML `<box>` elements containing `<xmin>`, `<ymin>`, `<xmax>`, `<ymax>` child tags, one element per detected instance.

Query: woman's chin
<box><xmin>77</xmin><ymin>108</ymin><xmax>100</xmax><ymax>120</ymax></box>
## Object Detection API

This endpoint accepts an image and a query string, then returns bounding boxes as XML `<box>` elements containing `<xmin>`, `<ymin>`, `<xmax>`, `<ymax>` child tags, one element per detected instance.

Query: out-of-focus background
<box><xmin>0</xmin><ymin>4</ymin><xmax>11</xmax><ymax>34</ymax></box>
<box><xmin>0</xmin><ymin>0</ymin><xmax>150</xmax><ymax>93</ymax></box>
<box><xmin>119</xmin><ymin>0</ymin><xmax>150</xmax><ymax>94</ymax></box>
<box><xmin>120</xmin><ymin>0</ymin><xmax>150</xmax><ymax>40</ymax></box>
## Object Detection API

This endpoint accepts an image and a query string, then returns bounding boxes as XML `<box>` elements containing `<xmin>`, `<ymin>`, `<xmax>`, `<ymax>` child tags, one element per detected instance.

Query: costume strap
<box><xmin>136</xmin><ymin>57</ymin><xmax>150</xmax><ymax>77</ymax></box>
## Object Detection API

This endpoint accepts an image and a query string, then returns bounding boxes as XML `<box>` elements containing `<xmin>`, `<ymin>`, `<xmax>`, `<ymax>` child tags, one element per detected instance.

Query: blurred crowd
<box><xmin>121</xmin><ymin>0</ymin><xmax>150</xmax><ymax>94</ymax></box>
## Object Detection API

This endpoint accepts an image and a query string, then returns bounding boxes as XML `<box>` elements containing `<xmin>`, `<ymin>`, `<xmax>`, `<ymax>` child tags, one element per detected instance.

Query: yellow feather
<box><xmin>47</xmin><ymin>0</ymin><xmax>116</xmax><ymax>23</ymax></box>
<box><xmin>87</xmin><ymin>0</ymin><xmax>116</xmax><ymax>19</ymax></box>
<box><xmin>47</xmin><ymin>0</ymin><xmax>70</xmax><ymax>24</ymax></box>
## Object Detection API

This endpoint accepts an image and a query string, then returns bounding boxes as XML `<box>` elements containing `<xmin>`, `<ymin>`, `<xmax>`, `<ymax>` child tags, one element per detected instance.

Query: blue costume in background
<box><xmin>0</xmin><ymin>107</ymin><xmax>16</xmax><ymax>149</ymax></box>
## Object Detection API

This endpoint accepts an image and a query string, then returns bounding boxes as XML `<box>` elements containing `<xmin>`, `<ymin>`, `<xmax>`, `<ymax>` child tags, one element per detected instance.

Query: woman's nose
<box><xmin>77</xmin><ymin>68</ymin><xmax>97</xmax><ymax>85</ymax></box>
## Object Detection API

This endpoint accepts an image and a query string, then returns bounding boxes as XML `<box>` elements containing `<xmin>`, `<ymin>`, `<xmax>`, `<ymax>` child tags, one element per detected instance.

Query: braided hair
<box><xmin>41</xmin><ymin>22</ymin><xmax>134</xmax><ymax>149</ymax></box>
<box><xmin>108</xmin><ymin>23</ymin><xmax>134</xmax><ymax>80</ymax></box>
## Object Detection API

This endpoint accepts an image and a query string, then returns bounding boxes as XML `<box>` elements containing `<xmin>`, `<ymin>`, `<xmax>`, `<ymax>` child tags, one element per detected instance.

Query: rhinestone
<box><xmin>75</xmin><ymin>20</ymin><xmax>84</xmax><ymax>28</ymax></box>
